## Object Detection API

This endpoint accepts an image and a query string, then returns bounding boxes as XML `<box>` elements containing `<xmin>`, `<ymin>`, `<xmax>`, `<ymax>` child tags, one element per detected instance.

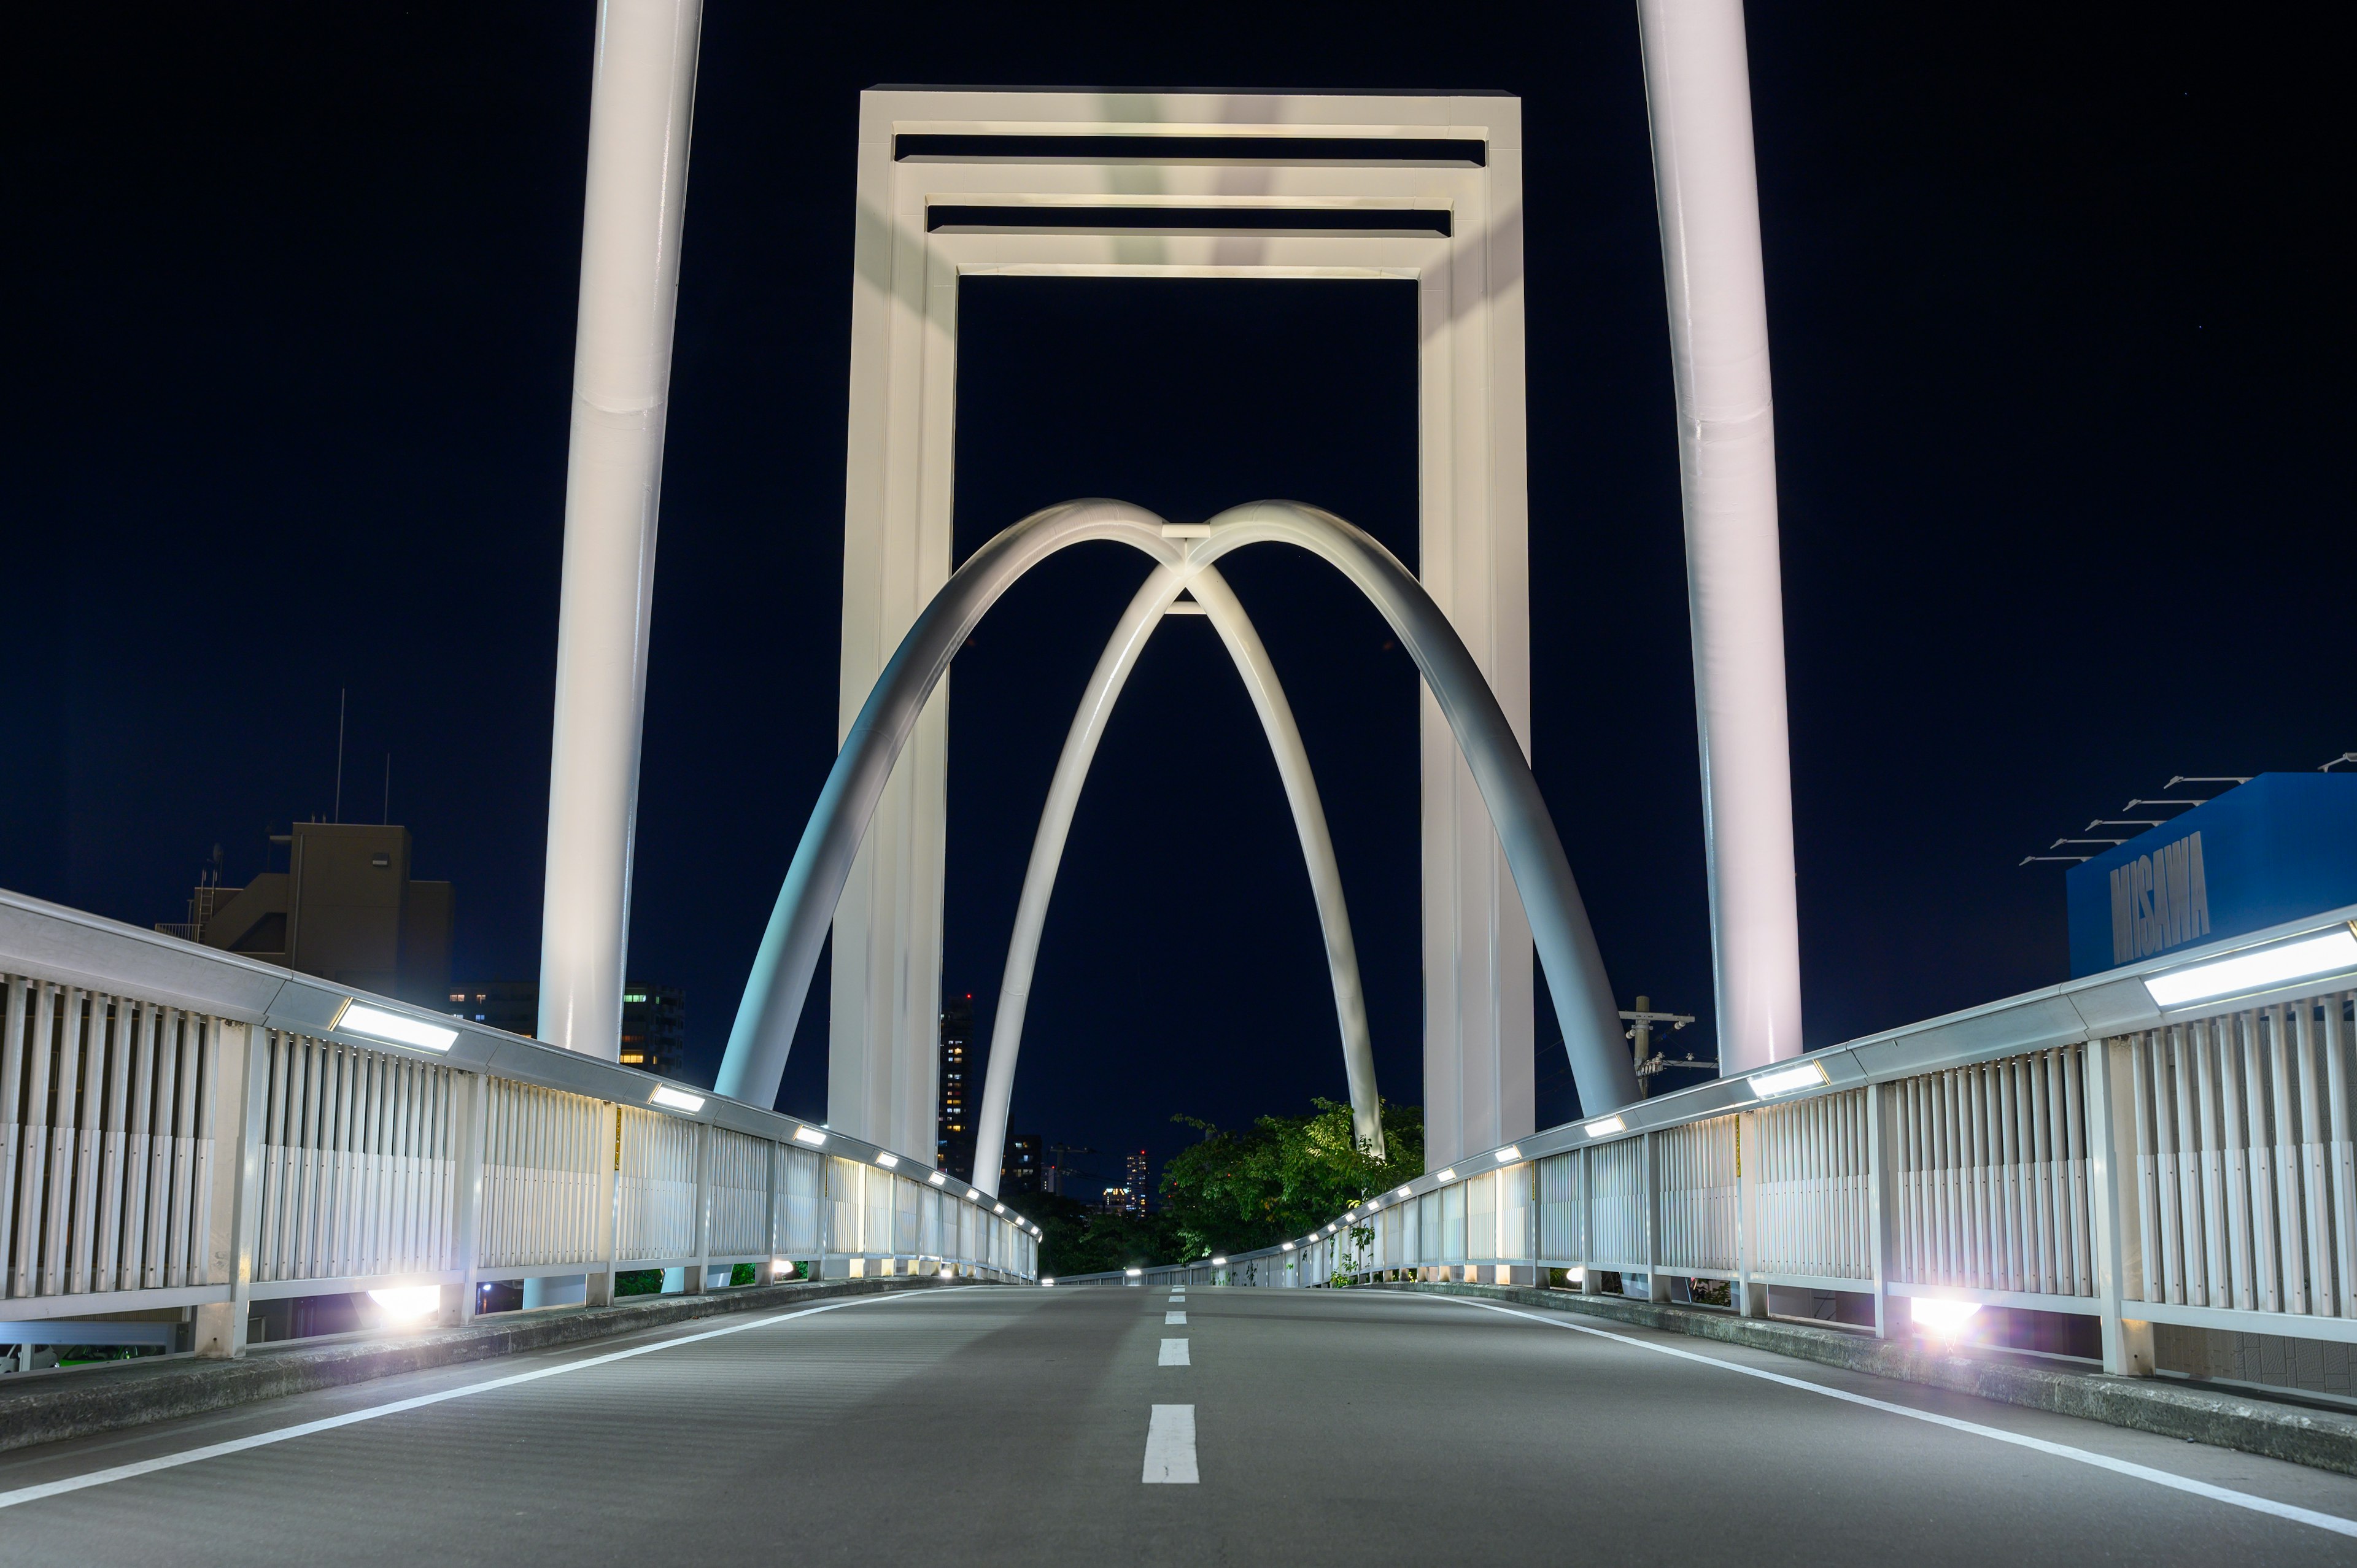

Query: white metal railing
<box><xmin>1059</xmin><ymin>906</ymin><xmax>2357</xmax><ymax>1391</ymax></box>
<box><xmin>0</xmin><ymin>889</ymin><xmax>1038</xmax><ymax>1360</ymax></box>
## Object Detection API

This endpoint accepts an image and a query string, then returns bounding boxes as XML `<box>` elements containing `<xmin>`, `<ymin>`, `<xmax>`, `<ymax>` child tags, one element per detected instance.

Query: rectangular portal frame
<box><xmin>835</xmin><ymin>90</ymin><xmax>1535</xmax><ymax>1172</ymax></box>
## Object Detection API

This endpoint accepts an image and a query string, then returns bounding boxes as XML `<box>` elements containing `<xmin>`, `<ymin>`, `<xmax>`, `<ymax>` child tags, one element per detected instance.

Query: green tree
<box><xmin>1013</xmin><ymin>1189</ymin><xmax>1186</xmax><ymax>1277</ymax></box>
<box><xmin>1158</xmin><ymin>1099</ymin><xmax>1423</xmax><ymax>1261</ymax></box>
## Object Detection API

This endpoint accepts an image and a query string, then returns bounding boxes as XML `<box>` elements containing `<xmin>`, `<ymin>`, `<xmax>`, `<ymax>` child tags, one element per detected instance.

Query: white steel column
<box><xmin>1637</xmin><ymin>0</ymin><xmax>1805</xmax><ymax>1072</ymax></box>
<box><xmin>1418</xmin><ymin>106</ymin><xmax>1535</xmax><ymax>1171</ymax></box>
<box><xmin>537</xmin><ymin>0</ymin><xmax>704</xmax><ymax>1059</ymax></box>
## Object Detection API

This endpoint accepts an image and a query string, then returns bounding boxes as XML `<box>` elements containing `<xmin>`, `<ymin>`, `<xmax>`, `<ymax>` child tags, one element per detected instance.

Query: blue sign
<box><xmin>2066</xmin><ymin>773</ymin><xmax>2357</xmax><ymax>978</ymax></box>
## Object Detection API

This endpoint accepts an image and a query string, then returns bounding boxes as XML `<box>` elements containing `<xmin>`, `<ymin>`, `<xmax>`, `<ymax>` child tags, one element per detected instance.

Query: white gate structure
<box><xmin>0</xmin><ymin>890</ymin><xmax>1037</xmax><ymax>1361</ymax></box>
<box><xmin>1061</xmin><ymin>905</ymin><xmax>2357</xmax><ymax>1396</ymax></box>
<box><xmin>830</xmin><ymin>88</ymin><xmax>1545</xmax><ymax>1172</ymax></box>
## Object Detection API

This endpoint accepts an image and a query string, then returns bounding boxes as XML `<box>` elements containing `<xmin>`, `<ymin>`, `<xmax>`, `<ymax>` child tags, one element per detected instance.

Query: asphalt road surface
<box><xmin>4</xmin><ymin>1284</ymin><xmax>2355</xmax><ymax>1564</ymax></box>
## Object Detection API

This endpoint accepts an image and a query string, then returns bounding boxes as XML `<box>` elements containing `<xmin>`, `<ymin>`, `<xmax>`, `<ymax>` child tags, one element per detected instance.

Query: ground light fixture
<box><xmin>2143</xmin><ymin>925</ymin><xmax>2357</xmax><ymax>1008</ymax></box>
<box><xmin>1496</xmin><ymin>1145</ymin><xmax>1522</xmax><ymax>1163</ymax></box>
<box><xmin>1910</xmin><ymin>1296</ymin><xmax>1981</xmax><ymax>1345</ymax></box>
<box><xmin>649</xmin><ymin>1084</ymin><xmax>705</xmax><ymax>1114</ymax></box>
<box><xmin>792</xmin><ymin>1124</ymin><xmax>827</xmax><ymax>1147</ymax></box>
<box><xmin>1584</xmin><ymin>1115</ymin><xmax>1627</xmax><ymax>1138</ymax></box>
<box><xmin>1126</xmin><ymin>1267</ymin><xmax>1143</xmax><ymax>1277</ymax></box>
<box><xmin>1042</xmin><ymin>1277</ymin><xmax>1056</xmax><ymax>1287</ymax></box>
<box><xmin>366</xmin><ymin>1285</ymin><xmax>440</xmax><ymax>1320</ymax></box>
<box><xmin>874</xmin><ymin>1151</ymin><xmax>898</xmax><ymax>1168</ymax></box>
<box><xmin>334</xmin><ymin>1000</ymin><xmax>457</xmax><ymax>1053</ymax></box>
<box><xmin>1749</xmin><ymin>1060</ymin><xmax>1830</xmax><ymax>1099</ymax></box>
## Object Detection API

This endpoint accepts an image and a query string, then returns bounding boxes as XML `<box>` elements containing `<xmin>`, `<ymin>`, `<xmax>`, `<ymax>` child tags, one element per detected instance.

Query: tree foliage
<box><xmin>1012</xmin><ymin>1189</ymin><xmax>1187</xmax><ymax>1278</ymax></box>
<box><xmin>1157</xmin><ymin>1099</ymin><xmax>1423</xmax><ymax>1262</ymax></box>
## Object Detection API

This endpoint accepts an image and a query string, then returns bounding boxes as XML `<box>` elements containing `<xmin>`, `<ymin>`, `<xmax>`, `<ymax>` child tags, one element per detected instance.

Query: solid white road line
<box><xmin>1143</xmin><ymin>1404</ymin><xmax>1198</xmax><ymax>1483</ymax></box>
<box><xmin>1165</xmin><ymin>1311</ymin><xmax>1186</xmax><ymax>1325</ymax></box>
<box><xmin>1423</xmin><ymin>1295</ymin><xmax>2357</xmax><ymax>1540</ymax></box>
<box><xmin>0</xmin><ymin>1288</ymin><xmax>982</xmax><ymax>1513</ymax></box>
<box><xmin>1160</xmin><ymin>1337</ymin><xmax>1191</xmax><ymax>1366</ymax></box>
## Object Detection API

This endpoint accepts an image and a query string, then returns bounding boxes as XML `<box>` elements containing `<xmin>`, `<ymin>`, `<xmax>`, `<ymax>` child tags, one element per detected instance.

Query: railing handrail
<box><xmin>0</xmin><ymin>885</ymin><xmax>1045</xmax><ymax>1244</ymax></box>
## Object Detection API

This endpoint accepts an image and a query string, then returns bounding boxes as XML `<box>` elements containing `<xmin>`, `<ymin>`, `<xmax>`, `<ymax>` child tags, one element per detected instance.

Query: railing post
<box><xmin>195</xmin><ymin>1021</ymin><xmax>265</xmax><ymax>1358</ymax></box>
<box><xmin>1644</xmin><ymin>1131</ymin><xmax>1671</xmax><ymax>1302</ymax></box>
<box><xmin>2082</xmin><ymin>1036</ymin><xmax>2154</xmax><ymax>1375</ymax></box>
<box><xmin>443</xmin><ymin>1070</ymin><xmax>490</xmax><ymax>1325</ymax></box>
<box><xmin>1736</xmin><ymin>1108</ymin><xmax>1767</xmax><ymax>1318</ymax></box>
<box><xmin>585</xmin><ymin>1102</ymin><xmax>620</xmax><ymax>1307</ymax></box>
<box><xmin>684</xmin><ymin>1121</ymin><xmax>711</xmax><ymax>1293</ymax></box>
<box><xmin>1867</xmin><ymin>1080</ymin><xmax>1893</xmax><ymax>1337</ymax></box>
<box><xmin>1580</xmin><ymin>1144</ymin><xmax>1603</xmax><ymax>1294</ymax></box>
<box><xmin>757</xmin><ymin>1139</ymin><xmax>781</xmax><ymax>1284</ymax></box>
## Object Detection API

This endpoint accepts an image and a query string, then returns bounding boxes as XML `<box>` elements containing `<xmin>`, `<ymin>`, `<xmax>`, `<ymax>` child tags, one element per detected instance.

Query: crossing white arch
<box><xmin>714</xmin><ymin>498</ymin><xmax>1641</xmax><ymax>1125</ymax></box>
<box><xmin>969</xmin><ymin>562</ymin><xmax>1382</xmax><ymax>1199</ymax></box>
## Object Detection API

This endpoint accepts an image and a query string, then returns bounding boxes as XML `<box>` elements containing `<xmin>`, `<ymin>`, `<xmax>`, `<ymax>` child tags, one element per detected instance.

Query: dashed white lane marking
<box><xmin>1165</xmin><ymin>1311</ymin><xmax>1187</xmax><ymax>1325</ymax></box>
<box><xmin>1143</xmin><ymin>1404</ymin><xmax>1198</xmax><ymax>1483</ymax></box>
<box><xmin>1422</xmin><ymin>1296</ymin><xmax>2357</xmax><ymax>1540</ymax></box>
<box><xmin>1160</xmin><ymin>1338</ymin><xmax>1191</xmax><ymax>1366</ymax></box>
<box><xmin>0</xmin><ymin>1288</ymin><xmax>986</xmax><ymax>1513</ymax></box>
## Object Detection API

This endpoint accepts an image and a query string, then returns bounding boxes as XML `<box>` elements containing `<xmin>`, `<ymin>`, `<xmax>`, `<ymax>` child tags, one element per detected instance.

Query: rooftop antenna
<box><xmin>2165</xmin><ymin>776</ymin><xmax>2251</xmax><ymax>790</ymax></box>
<box><xmin>331</xmin><ymin>687</ymin><xmax>347</xmax><ymax>824</ymax></box>
<box><xmin>2323</xmin><ymin>753</ymin><xmax>2357</xmax><ymax>772</ymax></box>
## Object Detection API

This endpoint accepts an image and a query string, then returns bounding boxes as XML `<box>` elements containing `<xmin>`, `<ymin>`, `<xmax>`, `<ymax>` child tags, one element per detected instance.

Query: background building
<box><xmin>158</xmin><ymin>821</ymin><xmax>450</xmax><ymax>1006</ymax></box>
<box><xmin>1001</xmin><ymin>1131</ymin><xmax>1041</xmax><ymax>1194</ymax></box>
<box><xmin>937</xmin><ymin>996</ymin><xmax>975</xmax><ymax>1180</ymax></box>
<box><xmin>1124</xmin><ymin>1150</ymin><xmax>1150</xmax><ymax>1216</ymax></box>
<box><xmin>447</xmin><ymin>979</ymin><xmax>686</xmax><ymax>1076</ymax></box>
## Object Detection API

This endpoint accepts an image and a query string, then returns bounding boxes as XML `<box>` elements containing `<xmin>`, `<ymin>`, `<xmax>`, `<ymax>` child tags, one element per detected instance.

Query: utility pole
<box><xmin>1621</xmin><ymin>995</ymin><xmax>1714</xmax><ymax>1094</ymax></box>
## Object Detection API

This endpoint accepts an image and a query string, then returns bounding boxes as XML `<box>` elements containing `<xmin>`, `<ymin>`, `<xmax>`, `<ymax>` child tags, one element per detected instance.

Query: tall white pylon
<box><xmin>538</xmin><ymin>0</ymin><xmax>703</xmax><ymax>1059</ymax></box>
<box><xmin>1637</xmin><ymin>0</ymin><xmax>1806</xmax><ymax>1071</ymax></box>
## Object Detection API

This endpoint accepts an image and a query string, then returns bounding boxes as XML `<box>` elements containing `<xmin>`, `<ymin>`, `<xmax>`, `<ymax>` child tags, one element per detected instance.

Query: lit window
<box><xmin>621</xmin><ymin>1053</ymin><xmax>645</xmax><ymax>1064</ymax></box>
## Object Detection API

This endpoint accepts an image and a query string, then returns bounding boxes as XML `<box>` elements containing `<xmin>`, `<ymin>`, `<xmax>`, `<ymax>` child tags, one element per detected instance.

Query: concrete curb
<box><xmin>1371</xmin><ymin>1281</ymin><xmax>2357</xmax><ymax>1477</ymax></box>
<box><xmin>0</xmin><ymin>1276</ymin><xmax>957</xmax><ymax>1455</ymax></box>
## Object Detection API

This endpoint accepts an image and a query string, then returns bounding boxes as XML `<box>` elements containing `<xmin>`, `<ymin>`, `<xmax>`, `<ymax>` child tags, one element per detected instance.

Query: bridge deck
<box><xmin>3</xmin><ymin>1286</ymin><xmax>2353</xmax><ymax>1562</ymax></box>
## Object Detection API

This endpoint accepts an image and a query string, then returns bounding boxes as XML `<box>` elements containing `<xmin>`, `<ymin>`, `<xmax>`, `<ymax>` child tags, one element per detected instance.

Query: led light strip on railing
<box><xmin>2142</xmin><ymin>922</ymin><xmax>2357</xmax><ymax>1008</ymax></box>
<box><xmin>329</xmin><ymin>997</ymin><xmax>458</xmax><ymax>1053</ymax></box>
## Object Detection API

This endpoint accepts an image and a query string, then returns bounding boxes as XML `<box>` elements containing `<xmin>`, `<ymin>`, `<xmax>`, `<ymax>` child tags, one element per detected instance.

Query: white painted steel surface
<box><xmin>835</xmin><ymin>90</ymin><xmax>1538</xmax><ymax>1172</ymax></box>
<box><xmin>537</xmin><ymin>0</ymin><xmax>705</xmax><ymax>1062</ymax></box>
<box><xmin>719</xmin><ymin>498</ymin><xmax>1638</xmax><ymax>1129</ymax></box>
<box><xmin>0</xmin><ymin>891</ymin><xmax>1037</xmax><ymax>1354</ymax></box>
<box><xmin>971</xmin><ymin>563</ymin><xmax>1384</xmax><ymax>1194</ymax></box>
<box><xmin>1636</xmin><ymin>0</ymin><xmax>1805</xmax><ymax>1073</ymax></box>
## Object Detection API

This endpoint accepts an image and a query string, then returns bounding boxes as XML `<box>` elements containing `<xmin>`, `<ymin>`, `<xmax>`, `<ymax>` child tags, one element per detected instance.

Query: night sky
<box><xmin>9</xmin><ymin>4</ymin><xmax>2348</xmax><ymax>1186</ymax></box>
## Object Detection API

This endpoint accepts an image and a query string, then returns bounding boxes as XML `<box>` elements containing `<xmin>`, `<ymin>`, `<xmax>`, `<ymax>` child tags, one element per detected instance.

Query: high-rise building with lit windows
<box><xmin>937</xmin><ymin>995</ymin><xmax>975</xmax><ymax>1180</ymax></box>
<box><xmin>1124</xmin><ymin>1149</ymin><xmax>1150</xmax><ymax>1216</ymax></box>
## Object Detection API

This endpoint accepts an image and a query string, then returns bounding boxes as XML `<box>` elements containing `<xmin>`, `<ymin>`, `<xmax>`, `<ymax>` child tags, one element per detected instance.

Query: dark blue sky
<box><xmin>8</xmin><ymin>3</ymin><xmax>2348</xmax><ymax>1184</ymax></box>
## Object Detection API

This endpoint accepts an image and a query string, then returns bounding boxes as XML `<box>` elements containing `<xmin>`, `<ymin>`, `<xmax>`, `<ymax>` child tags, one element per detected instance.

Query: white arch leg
<box><xmin>971</xmin><ymin>565</ymin><xmax>1382</xmax><ymax>1197</ymax></box>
